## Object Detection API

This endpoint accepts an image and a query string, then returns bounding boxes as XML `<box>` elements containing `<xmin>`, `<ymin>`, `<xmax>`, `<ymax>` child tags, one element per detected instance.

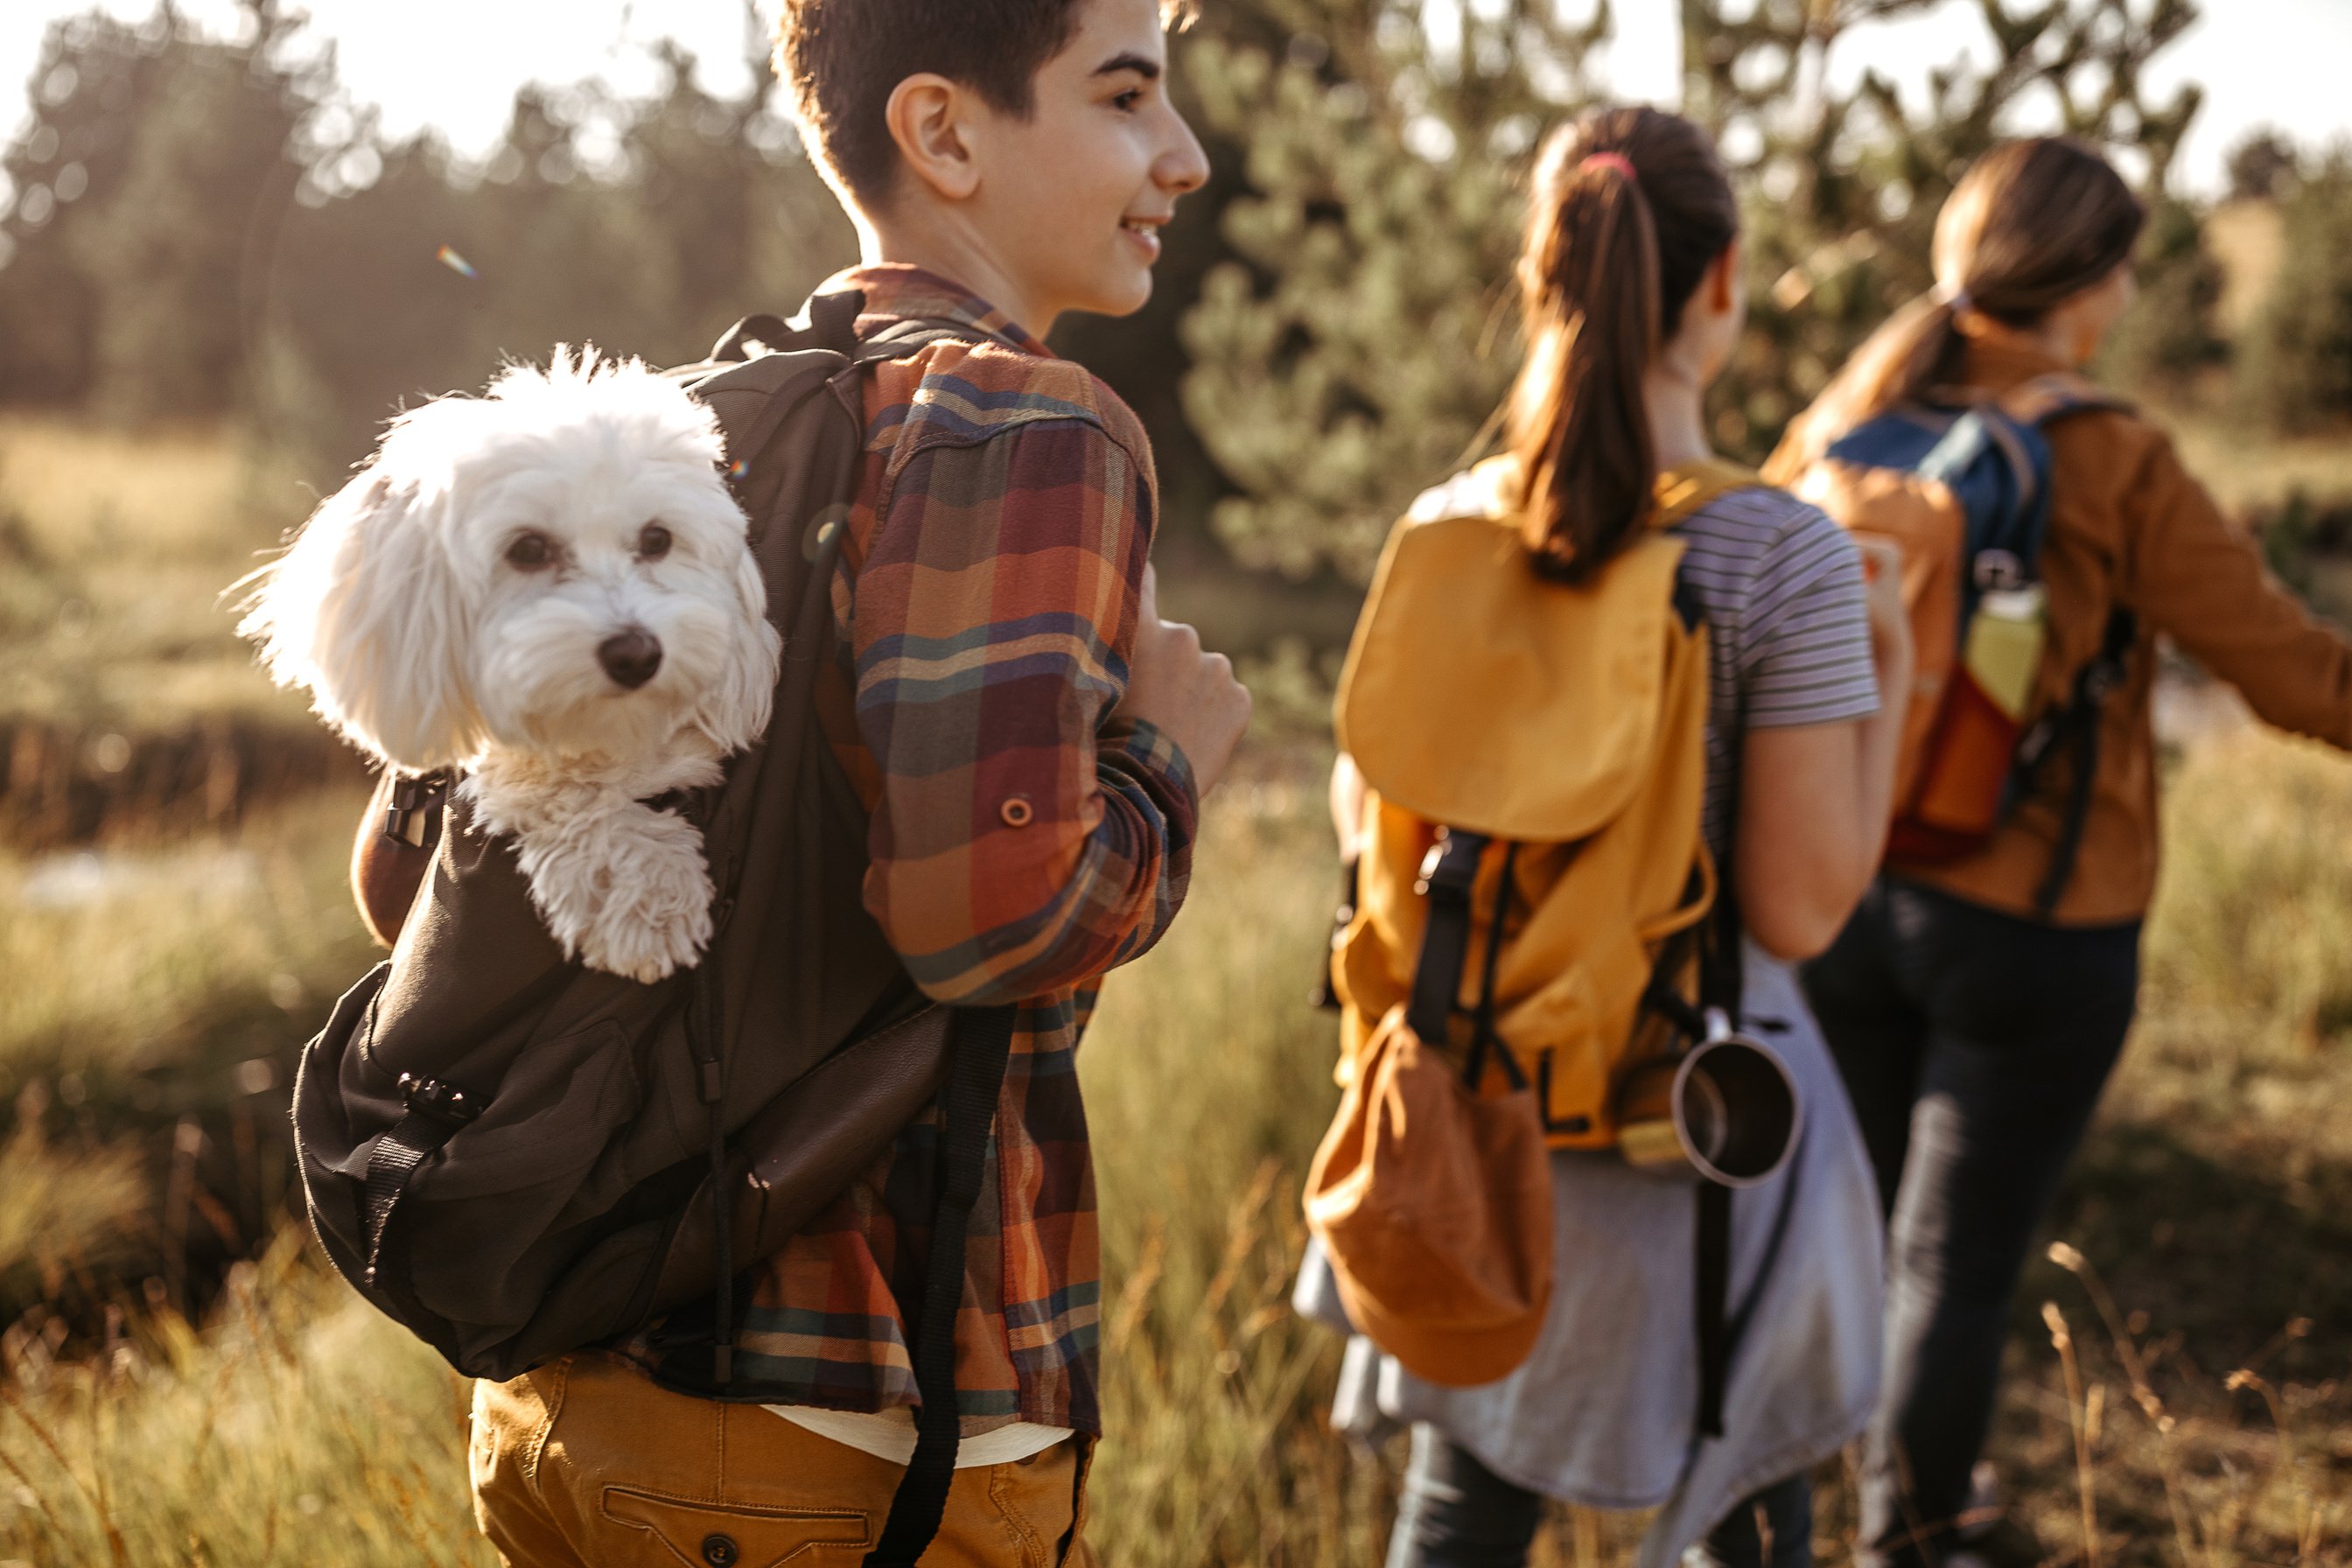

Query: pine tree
<box><xmin>1179</xmin><ymin>0</ymin><xmax>2208</xmax><ymax>584</ymax></box>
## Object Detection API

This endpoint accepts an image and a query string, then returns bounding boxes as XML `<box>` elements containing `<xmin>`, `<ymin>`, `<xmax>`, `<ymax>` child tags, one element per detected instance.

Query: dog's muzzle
<box><xmin>598</xmin><ymin>628</ymin><xmax>663</xmax><ymax>690</ymax></box>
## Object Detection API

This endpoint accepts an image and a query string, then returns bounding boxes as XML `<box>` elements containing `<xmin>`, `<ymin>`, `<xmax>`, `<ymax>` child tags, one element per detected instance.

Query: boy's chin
<box><xmin>1064</xmin><ymin>263</ymin><xmax>1155</xmax><ymax>321</ymax></box>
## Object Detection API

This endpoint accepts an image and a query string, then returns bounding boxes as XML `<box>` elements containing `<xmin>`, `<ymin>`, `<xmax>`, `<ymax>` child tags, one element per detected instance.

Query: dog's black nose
<box><xmin>598</xmin><ymin>629</ymin><xmax>663</xmax><ymax>690</ymax></box>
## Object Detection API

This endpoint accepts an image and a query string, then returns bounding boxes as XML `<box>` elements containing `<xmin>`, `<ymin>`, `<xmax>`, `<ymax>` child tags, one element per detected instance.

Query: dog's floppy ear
<box><xmin>693</xmin><ymin>536</ymin><xmax>781</xmax><ymax>754</ymax></box>
<box><xmin>239</xmin><ymin>456</ymin><xmax>485</xmax><ymax>770</ymax></box>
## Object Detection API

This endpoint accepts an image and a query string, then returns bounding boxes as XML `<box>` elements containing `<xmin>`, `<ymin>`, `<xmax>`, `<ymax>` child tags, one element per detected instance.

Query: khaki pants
<box><xmin>471</xmin><ymin>1352</ymin><xmax>1096</xmax><ymax>1568</ymax></box>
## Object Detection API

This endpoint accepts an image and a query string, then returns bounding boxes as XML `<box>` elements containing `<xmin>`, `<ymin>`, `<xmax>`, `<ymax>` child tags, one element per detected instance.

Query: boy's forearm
<box><xmin>875</xmin><ymin>721</ymin><xmax>1198</xmax><ymax>1006</ymax></box>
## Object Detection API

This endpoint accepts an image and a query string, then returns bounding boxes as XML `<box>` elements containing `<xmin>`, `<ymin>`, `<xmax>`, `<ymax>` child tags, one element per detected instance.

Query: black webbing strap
<box><xmin>1405</xmin><ymin>830</ymin><xmax>1488</xmax><ymax>1047</ymax></box>
<box><xmin>360</xmin><ymin>1074</ymin><xmax>482</xmax><ymax>1290</ymax></box>
<box><xmin>1694</xmin><ymin>815</ymin><xmax>1746</xmax><ymax>1440</ymax></box>
<box><xmin>1695</xmin><ymin>1179</ymin><xmax>1732</xmax><ymax>1438</ymax></box>
<box><xmin>1460</xmin><ymin>844</ymin><xmax>1529</xmax><ymax>1094</ymax></box>
<box><xmin>2028</xmin><ymin>606</ymin><xmax>2136</xmax><ymax>917</ymax></box>
<box><xmin>864</xmin><ymin>1003</ymin><xmax>1019</xmax><ymax>1568</ymax></box>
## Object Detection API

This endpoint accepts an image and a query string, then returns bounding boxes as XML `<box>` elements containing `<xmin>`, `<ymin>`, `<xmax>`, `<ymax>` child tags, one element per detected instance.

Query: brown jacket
<box><xmin>1804</xmin><ymin>324</ymin><xmax>2352</xmax><ymax>925</ymax></box>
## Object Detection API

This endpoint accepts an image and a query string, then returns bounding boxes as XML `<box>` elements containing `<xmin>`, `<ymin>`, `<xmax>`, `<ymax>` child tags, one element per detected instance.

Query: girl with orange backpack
<box><xmin>1771</xmin><ymin>138</ymin><xmax>2352</xmax><ymax>1567</ymax></box>
<box><xmin>1295</xmin><ymin>107</ymin><xmax>1914</xmax><ymax>1568</ymax></box>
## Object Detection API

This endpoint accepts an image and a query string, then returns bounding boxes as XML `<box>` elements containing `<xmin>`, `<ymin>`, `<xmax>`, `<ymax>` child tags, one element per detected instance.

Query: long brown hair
<box><xmin>1507</xmin><ymin>107</ymin><xmax>1739</xmax><ymax>581</ymax></box>
<box><xmin>1774</xmin><ymin>138</ymin><xmax>2146</xmax><ymax>472</ymax></box>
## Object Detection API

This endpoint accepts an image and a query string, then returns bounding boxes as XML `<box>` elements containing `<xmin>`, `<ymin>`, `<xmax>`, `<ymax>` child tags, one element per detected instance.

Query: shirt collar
<box><xmin>823</xmin><ymin>263</ymin><xmax>1054</xmax><ymax>359</ymax></box>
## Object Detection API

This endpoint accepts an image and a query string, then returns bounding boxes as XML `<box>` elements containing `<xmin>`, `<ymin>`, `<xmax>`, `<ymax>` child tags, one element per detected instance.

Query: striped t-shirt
<box><xmin>1669</xmin><ymin>484</ymin><xmax>1881</xmax><ymax>851</ymax></box>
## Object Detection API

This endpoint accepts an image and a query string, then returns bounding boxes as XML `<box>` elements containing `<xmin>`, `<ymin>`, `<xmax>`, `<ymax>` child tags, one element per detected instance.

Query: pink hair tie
<box><xmin>1581</xmin><ymin>151</ymin><xmax>1639</xmax><ymax>182</ymax></box>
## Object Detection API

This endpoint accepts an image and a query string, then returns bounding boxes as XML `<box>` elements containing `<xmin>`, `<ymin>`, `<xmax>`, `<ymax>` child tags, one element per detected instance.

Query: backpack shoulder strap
<box><xmin>1654</xmin><ymin>458</ymin><xmax>1761</xmax><ymax>529</ymax></box>
<box><xmin>1998</xmin><ymin>371</ymin><xmax>2132</xmax><ymax>429</ymax></box>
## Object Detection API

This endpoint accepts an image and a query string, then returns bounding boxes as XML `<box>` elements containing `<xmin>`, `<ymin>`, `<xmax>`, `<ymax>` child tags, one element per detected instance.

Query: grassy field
<box><xmin>3</xmin><ymin>411</ymin><xmax>2351</xmax><ymax>1565</ymax></box>
<box><xmin>5</xmin><ymin>731</ymin><xmax>2352</xmax><ymax>1566</ymax></box>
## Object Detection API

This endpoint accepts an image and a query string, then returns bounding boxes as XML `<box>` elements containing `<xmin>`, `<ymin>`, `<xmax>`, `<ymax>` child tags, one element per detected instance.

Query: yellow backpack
<box><xmin>1326</xmin><ymin>456</ymin><xmax>1753</xmax><ymax>1147</ymax></box>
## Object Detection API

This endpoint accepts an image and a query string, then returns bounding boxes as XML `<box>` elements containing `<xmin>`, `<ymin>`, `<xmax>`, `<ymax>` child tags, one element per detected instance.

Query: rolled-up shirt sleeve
<box><xmin>849</xmin><ymin>414</ymin><xmax>1199</xmax><ymax>1006</ymax></box>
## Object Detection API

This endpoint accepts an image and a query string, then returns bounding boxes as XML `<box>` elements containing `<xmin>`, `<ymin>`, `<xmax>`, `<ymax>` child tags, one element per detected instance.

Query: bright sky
<box><xmin>2</xmin><ymin>0</ymin><xmax>2347</xmax><ymax>198</ymax></box>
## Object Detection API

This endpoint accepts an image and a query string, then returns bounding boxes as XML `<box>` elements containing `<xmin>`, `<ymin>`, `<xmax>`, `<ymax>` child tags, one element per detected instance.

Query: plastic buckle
<box><xmin>1972</xmin><ymin>550</ymin><xmax>2026</xmax><ymax>592</ymax></box>
<box><xmin>382</xmin><ymin>773</ymin><xmax>447</xmax><ymax>848</ymax></box>
<box><xmin>396</xmin><ymin>1073</ymin><xmax>483</xmax><ymax>1129</ymax></box>
<box><xmin>1413</xmin><ymin>830</ymin><xmax>1483</xmax><ymax>899</ymax></box>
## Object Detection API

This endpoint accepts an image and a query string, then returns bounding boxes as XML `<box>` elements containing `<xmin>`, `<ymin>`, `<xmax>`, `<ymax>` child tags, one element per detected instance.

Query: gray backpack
<box><xmin>294</xmin><ymin>292</ymin><xmax>1012</xmax><ymax>1565</ymax></box>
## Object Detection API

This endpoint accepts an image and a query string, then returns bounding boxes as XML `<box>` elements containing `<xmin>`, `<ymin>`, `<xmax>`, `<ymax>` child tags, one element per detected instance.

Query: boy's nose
<box><xmin>1158</xmin><ymin>109</ymin><xmax>1210</xmax><ymax>197</ymax></box>
<box><xmin>598</xmin><ymin>628</ymin><xmax>663</xmax><ymax>690</ymax></box>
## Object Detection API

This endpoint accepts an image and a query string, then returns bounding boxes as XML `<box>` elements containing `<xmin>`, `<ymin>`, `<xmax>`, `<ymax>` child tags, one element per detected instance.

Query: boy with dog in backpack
<box><xmin>312</xmin><ymin>3</ymin><xmax>1244</xmax><ymax>1564</ymax></box>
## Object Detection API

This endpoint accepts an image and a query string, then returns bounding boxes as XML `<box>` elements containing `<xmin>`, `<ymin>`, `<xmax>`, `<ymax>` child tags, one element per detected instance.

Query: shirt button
<box><xmin>999</xmin><ymin>795</ymin><xmax>1035</xmax><ymax>828</ymax></box>
<box><xmin>702</xmin><ymin>1534</ymin><xmax>740</xmax><ymax>1568</ymax></box>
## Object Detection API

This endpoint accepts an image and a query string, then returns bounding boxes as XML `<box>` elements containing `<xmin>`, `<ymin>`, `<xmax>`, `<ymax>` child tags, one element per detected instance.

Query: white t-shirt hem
<box><xmin>764</xmin><ymin>1404</ymin><xmax>1074</xmax><ymax>1468</ymax></box>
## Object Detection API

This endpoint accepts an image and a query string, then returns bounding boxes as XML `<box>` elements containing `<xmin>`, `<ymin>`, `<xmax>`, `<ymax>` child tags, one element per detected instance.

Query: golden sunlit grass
<box><xmin>6</xmin><ymin>739</ymin><xmax>2351</xmax><ymax>1565</ymax></box>
<box><xmin>0</xmin><ymin>788</ymin><xmax>379</xmax><ymax>1306</ymax></box>
<box><xmin>3</xmin><ymin>416</ymin><xmax>2350</xmax><ymax>1564</ymax></box>
<box><xmin>0</xmin><ymin>416</ymin><xmax>314</xmax><ymax>730</ymax></box>
<box><xmin>1</xmin><ymin>1230</ymin><xmax>494</xmax><ymax>1568</ymax></box>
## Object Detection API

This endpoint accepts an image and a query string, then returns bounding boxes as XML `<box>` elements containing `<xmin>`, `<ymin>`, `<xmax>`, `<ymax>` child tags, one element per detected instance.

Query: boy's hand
<box><xmin>1117</xmin><ymin>565</ymin><xmax>1251</xmax><ymax>797</ymax></box>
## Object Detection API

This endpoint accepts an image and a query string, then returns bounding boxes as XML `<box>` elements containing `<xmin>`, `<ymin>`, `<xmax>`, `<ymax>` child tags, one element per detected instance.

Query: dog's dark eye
<box><xmin>637</xmin><ymin>523</ymin><xmax>673</xmax><ymax>561</ymax></box>
<box><xmin>505</xmin><ymin>531</ymin><xmax>555</xmax><ymax>570</ymax></box>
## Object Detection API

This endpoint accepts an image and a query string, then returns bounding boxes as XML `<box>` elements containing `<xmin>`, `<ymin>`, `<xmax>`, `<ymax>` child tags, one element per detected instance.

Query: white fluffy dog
<box><xmin>241</xmin><ymin>350</ymin><xmax>780</xmax><ymax>983</ymax></box>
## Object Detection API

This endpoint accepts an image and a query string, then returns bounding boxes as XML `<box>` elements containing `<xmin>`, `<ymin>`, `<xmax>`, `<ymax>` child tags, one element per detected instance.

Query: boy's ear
<box><xmin>885</xmin><ymin>74</ymin><xmax>983</xmax><ymax>202</ymax></box>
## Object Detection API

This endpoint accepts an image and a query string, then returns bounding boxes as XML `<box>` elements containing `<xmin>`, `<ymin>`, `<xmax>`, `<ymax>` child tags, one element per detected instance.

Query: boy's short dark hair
<box><xmin>774</xmin><ymin>0</ymin><xmax>1189</xmax><ymax>209</ymax></box>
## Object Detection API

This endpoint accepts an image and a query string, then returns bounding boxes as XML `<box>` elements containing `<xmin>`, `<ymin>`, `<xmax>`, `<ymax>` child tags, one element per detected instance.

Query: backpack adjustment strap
<box><xmin>2022</xmin><ymin>605</ymin><xmax>2136</xmax><ymax>917</ymax></box>
<box><xmin>864</xmin><ymin>1004</ymin><xmax>1018</xmax><ymax>1568</ymax></box>
<box><xmin>360</xmin><ymin>1074</ymin><xmax>484</xmax><ymax>1290</ymax></box>
<box><xmin>1405</xmin><ymin>829</ymin><xmax>1488</xmax><ymax>1050</ymax></box>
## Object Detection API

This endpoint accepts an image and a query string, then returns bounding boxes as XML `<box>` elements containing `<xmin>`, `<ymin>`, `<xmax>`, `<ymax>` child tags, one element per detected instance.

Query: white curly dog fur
<box><xmin>240</xmin><ymin>350</ymin><xmax>780</xmax><ymax>983</ymax></box>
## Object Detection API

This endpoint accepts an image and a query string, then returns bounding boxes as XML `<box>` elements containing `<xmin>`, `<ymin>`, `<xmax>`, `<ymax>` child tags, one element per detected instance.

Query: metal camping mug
<box><xmin>1614</xmin><ymin>1010</ymin><xmax>1801</xmax><ymax>1187</ymax></box>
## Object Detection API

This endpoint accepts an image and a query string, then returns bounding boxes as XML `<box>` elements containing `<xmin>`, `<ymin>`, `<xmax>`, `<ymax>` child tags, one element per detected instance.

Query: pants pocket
<box><xmin>599</xmin><ymin>1488</ymin><xmax>872</xmax><ymax>1567</ymax></box>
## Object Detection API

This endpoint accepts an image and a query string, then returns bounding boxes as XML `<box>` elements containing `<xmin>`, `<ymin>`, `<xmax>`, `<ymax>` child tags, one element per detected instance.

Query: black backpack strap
<box><xmin>1405</xmin><ymin>829</ymin><xmax>1487</xmax><ymax>1049</ymax></box>
<box><xmin>864</xmin><ymin>1002</ymin><xmax>1018</xmax><ymax>1568</ymax></box>
<box><xmin>2020</xmin><ymin>604</ymin><xmax>2136</xmax><ymax>917</ymax></box>
<box><xmin>1691</xmin><ymin>821</ymin><xmax>1746</xmax><ymax>1440</ymax></box>
<box><xmin>360</xmin><ymin>1073</ymin><xmax>483</xmax><ymax>1297</ymax></box>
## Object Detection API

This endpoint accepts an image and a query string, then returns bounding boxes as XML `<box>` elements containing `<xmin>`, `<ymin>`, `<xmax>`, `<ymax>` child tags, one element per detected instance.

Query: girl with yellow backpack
<box><xmin>1770</xmin><ymin>138</ymin><xmax>2352</xmax><ymax>1568</ymax></box>
<box><xmin>1294</xmin><ymin>107</ymin><xmax>1914</xmax><ymax>1568</ymax></box>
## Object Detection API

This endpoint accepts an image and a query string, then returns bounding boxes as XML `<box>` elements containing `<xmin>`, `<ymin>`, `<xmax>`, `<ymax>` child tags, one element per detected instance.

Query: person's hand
<box><xmin>1115</xmin><ymin>565</ymin><xmax>1251</xmax><ymax>797</ymax></box>
<box><xmin>1855</xmin><ymin>536</ymin><xmax>1914</xmax><ymax>683</ymax></box>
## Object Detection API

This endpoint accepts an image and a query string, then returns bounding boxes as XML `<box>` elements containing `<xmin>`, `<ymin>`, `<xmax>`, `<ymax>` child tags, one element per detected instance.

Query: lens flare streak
<box><xmin>436</xmin><ymin>244</ymin><xmax>479</xmax><ymax>280</ymax></box>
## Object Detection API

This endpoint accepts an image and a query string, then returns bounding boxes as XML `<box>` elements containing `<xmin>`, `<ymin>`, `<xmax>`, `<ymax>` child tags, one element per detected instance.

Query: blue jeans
<box><xmin>1387</xmin><ymin>1425</ymin><xmax>1813</xmax><ymax>1568</ymax></box>
<box><xmin>1802</xmin><ymin>877</ymin><xmax>2141</xmax><ymax>1565</ymax></box>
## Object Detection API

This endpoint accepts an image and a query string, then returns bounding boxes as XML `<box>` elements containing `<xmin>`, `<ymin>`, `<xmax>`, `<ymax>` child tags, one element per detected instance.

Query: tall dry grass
<box><xmin>5</xmin><ymin>738</ymin><xmax>2346</xmax><ymax>1565</ymax></box>
<box><xmin>0</xmin><ymin>416</ymin><xmax>311</xmax><ymax>732</ymax></box>
<box><xmin>0</xmin><ymin>788</ymin><xmax>379</xmax><ymax>1311</ymax></box>
<box><xmin>2</xmin><ymin>389</ymin><xmax>2350</xmax><ymax>1564</ymax></box>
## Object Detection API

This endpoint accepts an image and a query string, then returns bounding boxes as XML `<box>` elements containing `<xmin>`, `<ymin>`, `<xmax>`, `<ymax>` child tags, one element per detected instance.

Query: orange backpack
<box><xmin>1781</xmin><ymin>374</ymin><xmax>2132</xmax><ymax>910</ymax></box>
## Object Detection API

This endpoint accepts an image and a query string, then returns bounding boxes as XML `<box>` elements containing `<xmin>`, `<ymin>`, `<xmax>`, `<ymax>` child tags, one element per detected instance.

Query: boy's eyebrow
<box><xmin>1092</xmin><ymin>52</ymin><xmax>1160</xmax><ymax>80</ymax></box>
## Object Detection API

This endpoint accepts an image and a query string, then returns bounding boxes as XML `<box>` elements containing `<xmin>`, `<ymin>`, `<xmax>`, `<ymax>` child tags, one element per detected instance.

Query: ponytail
<box><xmin>1773</xmin><ymin>137</ymin><xmax>2146</xmax><ymax>478</ymax></box>
<box><xmin>1507</xmin><ymin>109</ymin><xmax>1739</xmax><ymax>582</ymax></box>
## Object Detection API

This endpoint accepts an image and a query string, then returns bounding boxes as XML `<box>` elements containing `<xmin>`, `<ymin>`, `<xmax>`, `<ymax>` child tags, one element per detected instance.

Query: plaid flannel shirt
<box><xmin>641</xmin><ymin>266</ymin><xmax>1198</xmax><ymax>1435</ymax></box>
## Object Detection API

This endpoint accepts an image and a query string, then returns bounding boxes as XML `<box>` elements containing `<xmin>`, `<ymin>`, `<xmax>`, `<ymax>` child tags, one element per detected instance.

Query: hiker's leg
<box><xmin>1860</xmin><ymin>887</ymin><xmax>2141</xmax><ymax>1565</ymax></box>
<box><xmin>1692</xmin><ymin>1473</ymin><xmax>1813</xmax><ymax>1568</ymax></box>
<box><xmin>1801</xmin><ymin>878</ymin><xmax>1928</xmax><ymax>1219</ymax></box>
<box><xmin>1387</xmin><ymin>1424</ymin><xmax>1544</xmax><ymax>1568</ymax></box>
<box><xmin>477</xmin><ymin>1350</ymin><xmax>1087</xmax><ymax>1568</ymax></box>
